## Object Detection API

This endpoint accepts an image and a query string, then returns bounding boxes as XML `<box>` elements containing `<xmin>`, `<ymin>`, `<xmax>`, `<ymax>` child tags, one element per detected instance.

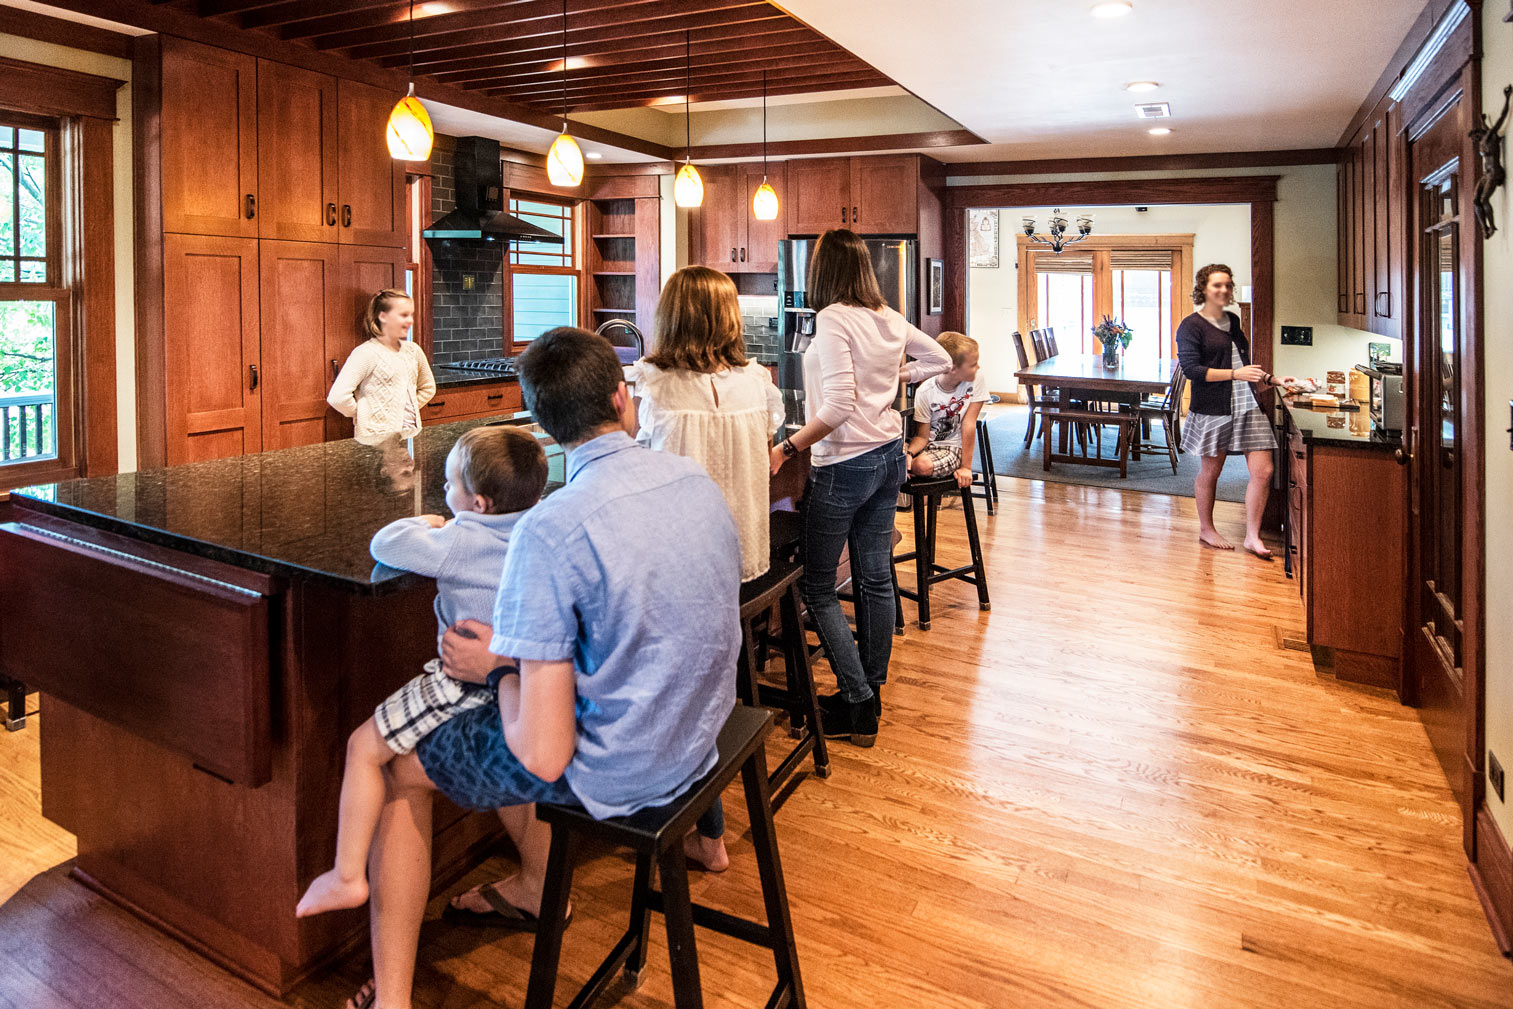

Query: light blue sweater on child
<box><xmin>370</xmin><ymin>510</ymin><xmax>522</xmax><ymax>654</ymax></box>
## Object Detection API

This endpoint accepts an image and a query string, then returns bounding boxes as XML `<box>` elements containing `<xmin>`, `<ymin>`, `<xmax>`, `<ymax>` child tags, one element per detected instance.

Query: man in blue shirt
<box><xmin>356</xmin><ymin>327</ymin><xmax>741</xmax><ymax>1009</ymax></box>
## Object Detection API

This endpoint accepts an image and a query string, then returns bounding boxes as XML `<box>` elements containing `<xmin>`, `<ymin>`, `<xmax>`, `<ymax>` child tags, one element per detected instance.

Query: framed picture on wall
<box><xmin>927</xmin><ymin>258</ymin><xmax>944</xmax><ymax>315</ymax></box>
<box><xmin>968</xmin><ymin>209</ymin><xmax>999</xmax><ymax>268</ymax></box>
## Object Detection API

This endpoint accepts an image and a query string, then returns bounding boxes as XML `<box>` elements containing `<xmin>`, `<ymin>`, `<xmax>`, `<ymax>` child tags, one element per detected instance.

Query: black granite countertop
<box><xmin>1278</xmin><ymin>396</ymin><xmax>1402</xmax><ymax>451</ymax></box>
<box><xmin>9</xmin><ymin>416</ymin><xmax>562</xmax><ymax>595</ymax></box>
<box><xmin>431</xmin><ymin>365</ymin><xmax>520</xmax><ymax>389</ymax></box>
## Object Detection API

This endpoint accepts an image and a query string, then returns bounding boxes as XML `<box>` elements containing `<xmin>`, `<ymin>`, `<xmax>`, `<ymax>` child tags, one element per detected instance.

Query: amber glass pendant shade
<box><xmin>386</xmin><ymin>85</ymin><xmax>433</xmax><ymax>161</ymax></box>
<box><xmin>674</xmin><ymin>162</ymin><xmax>704</xmax><ymax>208</ymax></box>
<box><xmin>547</xmin><ymin>129</ymin><xmax>585</xmax><ymax>186</ymax></box>
<box><xmin>752</xmin><ymin>179</ymin><xmax>779</xmax><ymax>220</ymax></box>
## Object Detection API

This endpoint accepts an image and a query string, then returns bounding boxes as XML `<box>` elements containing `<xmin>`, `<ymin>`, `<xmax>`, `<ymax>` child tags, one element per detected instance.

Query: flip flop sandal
<box><xmin>347</xmin><ymin>979</ymin><xmax>376</xmax><ymax>1009</ymax></box>
<box><xmin>441</xmin><ymin>883</ymin><xmax>571</xmax><ymax>931</ymax></box>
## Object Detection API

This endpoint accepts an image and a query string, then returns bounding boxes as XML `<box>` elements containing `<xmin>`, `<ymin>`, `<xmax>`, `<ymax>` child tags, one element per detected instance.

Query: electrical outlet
<box><xmin>1280</xmin><ymin>325</ymin><xmax>1313</xmax><ymax>346</ymax></box>
<box><xmin>1491</xmin><ymin>751</ymin><xmax>1506</xmax><ymax>802</ymax></box>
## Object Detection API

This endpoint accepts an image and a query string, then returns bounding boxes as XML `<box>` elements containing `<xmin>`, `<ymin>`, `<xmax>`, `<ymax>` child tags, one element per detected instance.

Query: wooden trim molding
<box><xmin>0</xmin><ymin>5</ymin><xmax>135</xmax><ymax>59</ymax></box>
<box><xmin>945</xmin><ymin>175</ymin><xmax>1280</xmax><ymax>210</ymax></box>
<box><xmin>688</xmin><ymin>130</ymin><xmax>983</xmax><ymax>161</ymax></box>
<box><xmin>0</xmin><ymin>56</ymin><xmax>124</xmax><ymax>120</ymax></box>
<box><xmin>1472</xmin><ymin>806</ymin><xmax>1513</xmax><ymax>957</ymax></box>
<box><xmin>945</xmin><ymin>149</ymin><xmax>1336</xmax><ymax>178</ymax></box>
<box><xmin>73</xmin><ymin>116</ymin><xmax>118</xmax><ymax>477</ymax></box>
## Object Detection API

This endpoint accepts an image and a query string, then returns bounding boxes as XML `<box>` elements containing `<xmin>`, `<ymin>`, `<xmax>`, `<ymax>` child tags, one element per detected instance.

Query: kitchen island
<box><xmin>0</xmin><ymin>413</ymin><xmax>559</xmax><ymax>996</ymax></box>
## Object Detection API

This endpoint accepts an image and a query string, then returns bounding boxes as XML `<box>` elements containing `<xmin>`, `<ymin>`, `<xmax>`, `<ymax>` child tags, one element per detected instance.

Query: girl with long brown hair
<box><xmin>328</xmin><ymin>289</ymin><xmax>436</xmax><ymax>442</ymax></box>
<box><xmin>768</xmin><ymin>229</ymin><xmax>951</xmax><ymax>746</ymax></box>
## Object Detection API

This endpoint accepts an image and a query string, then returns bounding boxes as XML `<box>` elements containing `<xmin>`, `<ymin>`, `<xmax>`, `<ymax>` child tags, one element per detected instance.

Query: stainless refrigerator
<box><xmin>775</xmin><ymin>237</ymin><xmax>918</xmax><ymax>392</ymax></box>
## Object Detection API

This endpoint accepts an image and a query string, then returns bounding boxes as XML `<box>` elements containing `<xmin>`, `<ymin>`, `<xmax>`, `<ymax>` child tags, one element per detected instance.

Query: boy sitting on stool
<box><xmin>904</xmin><ymin>331</ymin><xmax>988</xmax><ymax>490</ymax></box>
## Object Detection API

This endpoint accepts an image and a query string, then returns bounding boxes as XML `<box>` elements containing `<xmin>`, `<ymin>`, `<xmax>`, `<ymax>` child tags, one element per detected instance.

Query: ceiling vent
<box><xmin>1134</xmin><ymin>102</ymin><xmax>1171</xmax><ymax>119</ymax></box>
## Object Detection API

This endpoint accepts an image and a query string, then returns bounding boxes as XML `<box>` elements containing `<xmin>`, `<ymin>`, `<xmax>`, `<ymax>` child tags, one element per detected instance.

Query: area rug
<box><xmin>978</xmin><ymin>407</ymin><xmax>1249</xmax><ymax>503</ymax></box>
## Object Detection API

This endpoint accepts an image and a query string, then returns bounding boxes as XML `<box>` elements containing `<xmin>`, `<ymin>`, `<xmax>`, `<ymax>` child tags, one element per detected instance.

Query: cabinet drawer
<box><xmin>0</xmin><ymin>522</ymin><xmax>277</xmax><ymax>785</ymax></box>
<box><xmin>422</xmin><ymin>383</ymin><xmax>522</xmax><ymax>421</ymax></box>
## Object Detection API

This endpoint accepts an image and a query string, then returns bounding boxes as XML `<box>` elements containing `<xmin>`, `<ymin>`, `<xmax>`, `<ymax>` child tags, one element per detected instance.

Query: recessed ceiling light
<box><xmin>1125</xmin><ymin>81</ymin><xmax>1159</xmax><ymax>93</ymax></box>
<box><xmin>1091</xmin><ymin>2</ymin><xmax>1133</xmax><ymax>17</ymax></box>
<box><xmin>1148</xmin><ymin>127</ymin><xmax>1172</xmax><ymax>135</ymax></box>
<box><xmin>586</xmin><ymin>151</ymin><xmax>602</xmax><ymax>159</ymax></box>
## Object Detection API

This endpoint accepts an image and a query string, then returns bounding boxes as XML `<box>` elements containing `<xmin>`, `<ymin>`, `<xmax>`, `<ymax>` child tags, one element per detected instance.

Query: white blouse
<box><xmin>631</xmin><ymin>359</ymin><xmax>785</xmax><ymax>581</ymax></box>
<box><xmin>327</xmin><ymin>339</ymin><xmax>437</xmax><ymax>441</ymax></box>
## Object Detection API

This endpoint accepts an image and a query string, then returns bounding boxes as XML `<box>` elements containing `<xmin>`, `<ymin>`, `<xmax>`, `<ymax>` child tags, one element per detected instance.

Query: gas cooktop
<box><xmin>445</xmin><ymin>357</ymin><xmax>518</xmax><ymax>376</ymax></box>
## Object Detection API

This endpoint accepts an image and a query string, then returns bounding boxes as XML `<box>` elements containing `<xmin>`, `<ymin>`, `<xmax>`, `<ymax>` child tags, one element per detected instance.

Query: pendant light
<box><xmin>386</xmin><ymin>0</ymin><xmax>434</xmax><ymax>160</ymax></box>
<box><xmin>545</xmin><ymin>0</ymin><xmax>584</xmax><ymax>187</ymax></box>
<box><xmin>751</xmin><ymin>69</ymin><xmax>778</xmax><ymax>221</ymax></box>
<box><xmin>673</xmin><ymin>30</ymin><xmax>704</xmax><ymax>208</ymax></box>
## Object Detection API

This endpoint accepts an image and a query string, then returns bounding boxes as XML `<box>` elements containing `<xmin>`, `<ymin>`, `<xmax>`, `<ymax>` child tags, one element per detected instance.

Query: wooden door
<box><xmin>787</xmin><ymin>157</ymin><xmax>850</xmax><ymax>234</ymax></box>
<box><xmin>331</xmin><ymin>245</ymin><xmax>409</xmax><ymax>438</ymax></box>
<box><xmin>162</xmin><ymin>234</ymin><xmax>260</xmax><ymax>463</ymax></box>
<box><xmin>690</xmin><ymin>165</ymin><xmax>741</xmax><ymax>271</ymax></box>
<box><xmin>159</xmin><ymin>39</ymin><xmax>258</xmax><ymax>238</ymax></box>
<box><xmin>336</xmin><ymin>80</ymin><xmax>407</xmax><ymax>248</ymax></box>
<box><xmin>1407</xmin><ymin>101</ymin><xmax>1474</xmax><ymax>831</ymax></box>
<box><xmin>1353</xmin><ymin>143</ymin><xmax>1368</xmax><ymax>316</ymax></box>
<box><xmin>742</xmin><ymin>161</ymin><xmax>786</xmax><ymax>272</ymax></box>
<box><xmin>260</xmin><ymin>241</ymin><xmax>341</xmax><ymax>451</ymax></box>
<box><xmin>257</xmin><ymin>61</ymin><xmax>338</xmax><ymax>244</ymax></box>
<box><xmin>850</xmin><ymin>155</ymin><xmax>918</xmax><ymax>234</ymax></box>
<box><xmin>1375</xmin><ymin>101</ymin><xmax>1404</xmax><ymax>340</ymax></box>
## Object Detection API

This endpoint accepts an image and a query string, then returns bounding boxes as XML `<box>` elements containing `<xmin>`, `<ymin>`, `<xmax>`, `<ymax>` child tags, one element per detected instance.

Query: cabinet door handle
<box><xmin>327</xmin><ymin>202</ymin><xmax>338</xmax><ymax>227</ymax></box>
<box><xmin>740</xmin><ymin>247</ymin><xmax>746</xmax><ymax>262</ymax></box>
<box><xmin>427</xmin><ymin>399</ymin><xmax>445</xmax><ymax>410</ymax></box>
<box><xmin>1375</xmin><ymin>291</ymin><xmax>1391</xmax><ymax>317</ymax></box>
<box><xmin>486</xmin><ymin>392</ymin><xmax>503</xmax><ymax>401</ymax></box>
<box><xmin>1394</xmin><ymin>447</ymin><xmax>1410</xmax><ymax>466</ymax></box>
<box><xmin>342</xmin><ymin>204</ymin><xmax>352</xmax><ymax>228</ymax></box>
<box><xmin>853</xmin><ymin>205</ymin><xmax>858</xmax><ymax>224</ymax></box>
<box><xmin>245</xmin><ymin>194</ymin><xmax>256</xmax><ymax>219</ymax></box>
<box><xmin>841</xmin><ymin>206</ymin><xmax>847</xmax><ymax>224</ymax></box>
<box><xmin>731</xmin><ymin>248</ymin><xmax>737</xmax><ymax>262</ymax></box>
<box><xmin>330</xmin><ymin>358</ymin><xmax>339</xmax><ymax>379</ymax></box>
<box><xmin>248</xmin><ymin>363</ymin><xmax>259</xmax><ymax>391</ymax></box>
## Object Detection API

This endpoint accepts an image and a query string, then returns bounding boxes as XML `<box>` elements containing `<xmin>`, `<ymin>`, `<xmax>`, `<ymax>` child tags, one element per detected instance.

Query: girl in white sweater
<box><xmin>328</xmin><ymin>289</ymin><xmax>436</xmax><ymax>441</ymax></box>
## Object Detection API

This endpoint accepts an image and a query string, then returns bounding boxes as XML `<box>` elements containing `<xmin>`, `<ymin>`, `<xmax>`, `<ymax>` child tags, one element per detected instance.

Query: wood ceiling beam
<box><xmin>435</xmin><ymin>41</ymin><xmax>846</xmax><ymax>88</ymax></box>
<box><xmin>419</xmin><ymin>26</ymin><xmax>817</xmax><ymax>79</ymax></box>
<box><xmin>485</xmin><ymin>55</ymin><xmax>865</xmax><ymax>99</ymax></box>
<box><xmin>237</xmin><ymin>0</ymin><xmax>400</xmax><ymax>30</ymax></box>
<box><xmin>503</xmin><ymin>70</ymin><xmax>892</xmax><ymax>108</ymax></box>
<box><xmin>197</xmin><ymin>0</ymin><xmax>292</xmax><ymax>15</ymax></box>
<box><xmin>307</xmin><ymin>0</ymin><xmax>761</xmax><ymax>50</ymax></box>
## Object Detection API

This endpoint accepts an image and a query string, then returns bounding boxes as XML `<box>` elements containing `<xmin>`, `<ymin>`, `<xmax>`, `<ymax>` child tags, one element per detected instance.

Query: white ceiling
<box><xmin>779</xmin><ymin>0</ymin><xmax>1426</xmax><ymax>161</ymax></box>
<box><xmin>426</xmin><ymin>103</ymin><xmax>663</xmax><ymax>163</ymax></box>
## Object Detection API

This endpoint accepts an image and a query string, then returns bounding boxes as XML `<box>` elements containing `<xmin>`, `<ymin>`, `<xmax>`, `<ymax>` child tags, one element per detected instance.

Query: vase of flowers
<box><xmin>1093</xmin><ymin>316</ymin><xmax>1133</xmax><ymax>368</ymax></box>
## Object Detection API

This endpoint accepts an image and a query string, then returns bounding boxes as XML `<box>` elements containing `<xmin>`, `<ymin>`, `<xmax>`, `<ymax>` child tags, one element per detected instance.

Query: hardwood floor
<box><xmin>1</xmin><ymin>477</ymin><xmax>1508</xmax><ymax>1008</ymax></box>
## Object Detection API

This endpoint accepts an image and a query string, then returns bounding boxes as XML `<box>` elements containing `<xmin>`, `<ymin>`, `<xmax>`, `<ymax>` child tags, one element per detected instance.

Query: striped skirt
<box><xmin>1181</xmin><ymin>407</ymin><xmax>1277</xmax><ymax>457</ymax></box>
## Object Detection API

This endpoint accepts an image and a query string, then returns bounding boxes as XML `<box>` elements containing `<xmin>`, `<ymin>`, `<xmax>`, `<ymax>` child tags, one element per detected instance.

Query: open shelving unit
<box><xmin>586</xmin><ymin>196</ymin><xmax>660</xmax><ymax>332</ymax></box>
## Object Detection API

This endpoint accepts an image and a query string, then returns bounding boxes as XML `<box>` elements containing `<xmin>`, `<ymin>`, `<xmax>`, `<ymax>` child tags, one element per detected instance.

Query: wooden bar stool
<box><xmin>2</xmin><ymin>675</ymin><xmax>27</xmax><ymax>731</ymax></box>
<box><xmin>523</xmin><ymin>706</ymin><xmax>806</xmax><ymax>1009</ymax></box>
<box><xmin>971</xmin><ymin>402</ymin><xmax>1000</xmax><ymax>516</ymax></box>
<box><xmin>738</xmin><ymin>554</ymin><xmax>831</xmax><ymax>786</ymax></box>
<box><xmin>893</xmin><ymin>475</ymin><xmax>991</xmax><ymax>630</ymax></box>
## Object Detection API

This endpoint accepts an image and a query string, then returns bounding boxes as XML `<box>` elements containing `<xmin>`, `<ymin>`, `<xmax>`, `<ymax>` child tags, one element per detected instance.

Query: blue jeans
<box><xmin>800</xmin><ymin>440</ymin><xmax>906</xmax><ymax>703</ymax></box>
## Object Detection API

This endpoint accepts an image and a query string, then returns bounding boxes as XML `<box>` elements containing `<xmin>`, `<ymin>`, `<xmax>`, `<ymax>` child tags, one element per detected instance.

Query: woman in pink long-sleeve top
<box><xmin>769</xmin><ymin>229</ymin><xmax>951</xmax><ymax>746</ymax></box>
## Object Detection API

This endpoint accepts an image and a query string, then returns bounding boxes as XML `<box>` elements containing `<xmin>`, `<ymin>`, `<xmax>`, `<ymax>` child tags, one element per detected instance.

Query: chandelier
<box><xmin>1022</xmin><ymin>210</ymin><xmax>1093</xmax><ymax>254</ymax></box>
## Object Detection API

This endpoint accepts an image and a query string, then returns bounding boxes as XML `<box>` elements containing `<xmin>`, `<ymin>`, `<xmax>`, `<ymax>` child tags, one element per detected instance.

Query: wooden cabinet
<box><xmin>586</xmin><ymin>194</ymin><xmax>660</xmax><ymax>331</ymax></box>
<box><xmin>1280</xmin><ymin>405</ymin><xmax>1405</xmax><ymax>691</ymax></box>
<box><xmin>159</xmin><ymin>39</ymin><xmax>258</xmax><ymax>239</ymax></box>
<box><xmin>689</xmin><ymin>162</ymin><xmax>787</xmax><ymax>273</ymax></box>
<box><xmin>257</xmin><ymin>61</ymin><xmax>338</xmax><ymax>244</ymax></box>
<box><xmin>788</xmin><ymin>157</ymin><xmax>852</xmax><ymax>234</ymax></box>
<box><xmin>849</xmin><ymin>155</ymin><xmax>918</xmax><ymax>234</ymax></box>
<box><xmin>1338</xmin><ymin>95</ymin><xmax>1403</xmax><ymax>339</ymax></box>
<box><xmin>337</xmin><ymin>79</ymin><xmax>407</xmax><ymax>249</ymax></box>
<box><xmin>420</xmin><ymin>381</ymin><xmax>523</xmax><ymax>423</ymax></box>
<box><xmin>259</xmin><ymin>241</ymin><xmax>342</xmax><ymax>451</ymax></box>
<box><xmin>162</xmin><ymin>234</ymin><xmax>261</xmax><ymax>464</ymax></box>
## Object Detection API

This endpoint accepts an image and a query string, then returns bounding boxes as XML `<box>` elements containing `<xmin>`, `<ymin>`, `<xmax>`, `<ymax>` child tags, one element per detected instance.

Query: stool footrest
<box><xmin>566</xmin><ymin>931</ymin><xmax>640</xmax><ymax>1009</ymax></box>
<box><xmin>645</xmin><ymin>889</ymin><xmax>775</xmax><ymax>947</ymax></box>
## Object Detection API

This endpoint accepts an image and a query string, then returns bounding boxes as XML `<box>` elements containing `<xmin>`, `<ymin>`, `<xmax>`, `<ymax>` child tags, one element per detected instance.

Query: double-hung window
<box><xmin>0</xmin><ymin>114</ymin><xmax>73</xmax><ymax>481</ymax></box>
<box><xmin>507</xmin><ymin>197</ymin><xmax>579</xmax><ymax>351</ymax></box>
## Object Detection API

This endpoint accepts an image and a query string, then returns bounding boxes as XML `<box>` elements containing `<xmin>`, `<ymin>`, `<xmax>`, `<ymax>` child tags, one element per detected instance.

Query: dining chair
<box><xmin>1044</xmin><ymin>328</ymin><xmax>1059</xmax><ymax>357</ymax></box>
<box><xmin>1012</xmin><ymin>331</ymin><xmax>1058</xmax><ymax>449</ymax></box>
<box><xmin>1029</xmin><ymin>330</ymin><xmax>1050</xmax><ymax>362</ymax></box>
<box><xmin>1135</xmin><ymin>363</ymin><xmax>1187</xmax><ymax>473</ymax></box>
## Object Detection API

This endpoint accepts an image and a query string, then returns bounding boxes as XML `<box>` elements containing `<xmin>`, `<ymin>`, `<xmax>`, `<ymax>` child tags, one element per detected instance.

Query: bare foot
<box><xmin>1243</xmin><ymin>538</ymin><xmax>1274</xmax><ymax>560</ymax></box>
<box><xmin>1199</xmin><ymin>530</ymin><xmax>1235</xmax><ymax>550</ymax></box>
<box><xmin>344</xmin><ymin>978</ymin><xmax>375</xmax><ymax>1009</ymax></box>
<box><xmin>683</xmin><ymin>831</ymin><xmax>730</xmax><ymax>873</ymax></box>
<box><xmin>295</xmin><ymin>868</ymin><xmax>368</xmax><ymax>918</ymax></box>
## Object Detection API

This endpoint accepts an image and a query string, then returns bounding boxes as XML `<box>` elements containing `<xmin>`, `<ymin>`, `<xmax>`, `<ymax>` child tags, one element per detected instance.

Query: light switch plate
<box><xmin>1280</xmin><ymin>325</ymin><xmax>1313</xmax><ymax>346</ymax></box>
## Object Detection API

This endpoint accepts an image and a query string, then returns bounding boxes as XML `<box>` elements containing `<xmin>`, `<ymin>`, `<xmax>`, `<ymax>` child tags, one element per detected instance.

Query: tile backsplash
<box><xmin>740</xmin><ymin>295</ymin><xmax>780</xmax><ymax>363</ymax></box>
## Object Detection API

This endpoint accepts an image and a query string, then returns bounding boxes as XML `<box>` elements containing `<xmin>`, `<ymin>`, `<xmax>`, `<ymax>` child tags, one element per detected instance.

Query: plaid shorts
<box><xmin>917</xmin><ymin>443</ymin><xmax>962</xmax><ymax>477</ymax></box>
<box><xmin>374</xmin><ymin>660</ymin><xmax>494</xmax><ymax>756</ymax></box>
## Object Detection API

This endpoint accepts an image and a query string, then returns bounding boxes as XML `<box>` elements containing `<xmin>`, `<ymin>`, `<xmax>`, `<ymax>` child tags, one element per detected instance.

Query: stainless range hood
<box><xmin>423</xmin><ymin>135</ymin><xmax>563</xmax><ymax>245</ymax></box>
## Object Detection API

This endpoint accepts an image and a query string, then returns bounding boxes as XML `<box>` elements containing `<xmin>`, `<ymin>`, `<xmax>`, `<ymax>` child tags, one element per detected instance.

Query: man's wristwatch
<box><xmin>780</xmin><ymin>438</ymin><xmax>798</xmax><ymax>459</ymax></box>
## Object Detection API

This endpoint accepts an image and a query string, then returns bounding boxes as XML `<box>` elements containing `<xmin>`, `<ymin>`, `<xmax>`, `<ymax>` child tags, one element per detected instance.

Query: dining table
<box><xmin>1014</xmin><ymin>354</ymin><xmax>1180</xmax><ymax>473</ymax></box>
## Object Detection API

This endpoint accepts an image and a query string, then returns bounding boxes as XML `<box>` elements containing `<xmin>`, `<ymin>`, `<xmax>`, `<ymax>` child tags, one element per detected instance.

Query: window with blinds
<box><xmin>1030</xmin><ymin>246</ymin><xmax>1178</xmax><ymax>360</ymax></box>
